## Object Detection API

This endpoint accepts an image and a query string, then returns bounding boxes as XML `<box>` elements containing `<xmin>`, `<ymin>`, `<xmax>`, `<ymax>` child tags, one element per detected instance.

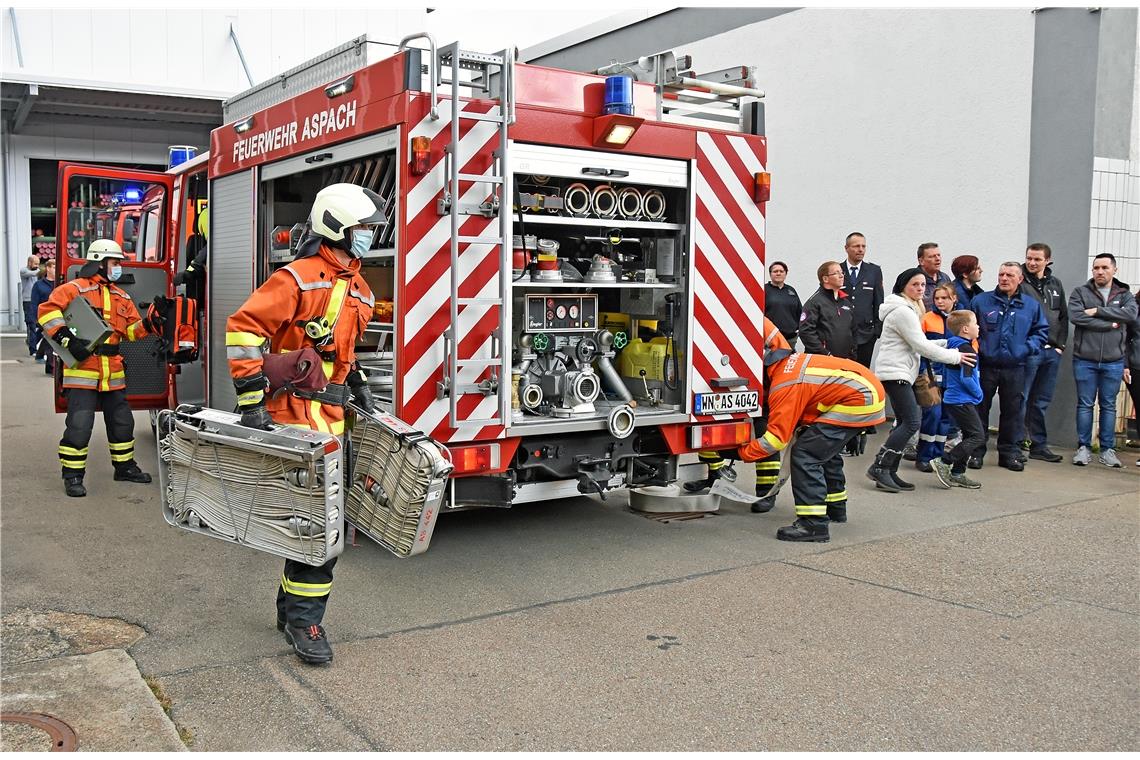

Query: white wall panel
<box><xmin>675</xmin><ymin>8</ymin><xmax>1035</xmax><ymax>300</ymax></box>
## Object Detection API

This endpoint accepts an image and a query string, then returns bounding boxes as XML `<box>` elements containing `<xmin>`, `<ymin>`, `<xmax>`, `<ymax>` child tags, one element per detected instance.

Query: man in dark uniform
<box><xmin>841</xmin><ymin>232</ymin><xmax>884</xmax><ymax>368</ymax></box>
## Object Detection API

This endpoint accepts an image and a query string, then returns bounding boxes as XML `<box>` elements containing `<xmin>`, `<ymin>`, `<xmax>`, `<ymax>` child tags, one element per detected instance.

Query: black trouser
<box><xmin>790</xmin><ymin>423</ymin><xmax>860</xmax><ymax>517</ymax></box>
<box><xmin>977</xmin><ymin>364</ymin><xmax>1026</xmax><ymax>460</ymax></box>
<box><xmin>277</xmin><ymin>557</ymin><xmax>337</xmax><ymax>627</ymax></box>
<box><xmin>58</xmin><ymin>388</ymin><xmax>138</xmax><ymax>479</ymax></box>
<box><xmin>23</xmin><ymin>300</ymin><xmax>36</xmax><ymax>355</ymax></box>
<box><xmin>1127</xmin><ymin>370</ymin><xmax>1140</xmax><ymax>438</ymax></box>
<box><xmin>942</xmin><ymin>403</ymin><xmax>988</xmax><ymax>474</ymax></box>
<box><xmin>882</xmin><ymin>380</ymin><xmax>921</xmax><ymax>452</ymax></box>
<box><xmin>855</xmin><ymin>340</ymin><xmax>876</xmax><ymax>369</ymax></box>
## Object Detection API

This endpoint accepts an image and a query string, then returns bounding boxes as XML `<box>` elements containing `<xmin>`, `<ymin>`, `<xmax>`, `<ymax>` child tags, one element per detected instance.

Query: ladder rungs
<box><xmin>457</xmin><ymin>236</ymin><xmax>504</xmax><ymax>246</ymax></box>
<box><xmin>456</xmin><ymin>297</ymin><xmax>502</xmax><ymax>306</ymax></box>
<box><xmin>457</xmin><ymin>173</ymin><xmax>503</xmax><ymax>184</ymax></box>
<box><xmin>455</xmin><ymin>358</ymin><xmax>502</xmax><ymax>367</ymax></box>
<box><xmin>455</xmin><ymin>111</ymin><xmax>505</xmax><ymax>124</ymax></box>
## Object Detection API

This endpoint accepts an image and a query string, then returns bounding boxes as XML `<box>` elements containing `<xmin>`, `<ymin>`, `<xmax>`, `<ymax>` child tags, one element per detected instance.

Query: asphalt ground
<box><xmin>1</xmin><ymin>342</ymin><xmax>1137</xmax><ymax>751</ymax></box>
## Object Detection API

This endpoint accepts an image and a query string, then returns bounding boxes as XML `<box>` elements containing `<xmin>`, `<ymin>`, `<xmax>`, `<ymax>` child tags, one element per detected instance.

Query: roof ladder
<box><xmin>434</xmin><ymin>42</ymin><xmax>516</xmax><ymax>429</ymax></box>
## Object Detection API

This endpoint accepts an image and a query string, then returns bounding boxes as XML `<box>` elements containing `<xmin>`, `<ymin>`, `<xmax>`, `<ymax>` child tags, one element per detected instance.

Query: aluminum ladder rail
<box><xmin>435</xmin><ymin>42</ymin><xmax>516</xmax><ymax>429</ymax></box>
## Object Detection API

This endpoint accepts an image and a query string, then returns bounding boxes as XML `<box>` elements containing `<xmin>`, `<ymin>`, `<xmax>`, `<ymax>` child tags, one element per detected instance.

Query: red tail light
<box><xmin>411</xmin><ymin>136</ymin><xmax>431</xmax><ymax>176</ymax></box>
<box><xmin>690</xmin><ymin>421</ymin><xmax>752</xmax><ymax>450</ymax></box>
<box><xmin>448</xmin><ymin>443</ymin><xmax>500</xmax><ymax>475</ymax></box>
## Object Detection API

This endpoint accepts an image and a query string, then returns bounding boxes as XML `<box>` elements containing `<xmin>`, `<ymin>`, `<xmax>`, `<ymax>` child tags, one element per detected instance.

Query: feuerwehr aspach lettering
<box><xmin>231</xmin><ymin>100</ymin><xmax>358</xmax><ymax>163</ymax></box>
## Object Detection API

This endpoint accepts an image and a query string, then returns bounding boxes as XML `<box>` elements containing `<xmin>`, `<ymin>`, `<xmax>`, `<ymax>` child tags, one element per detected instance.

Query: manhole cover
<box><xmin>1</xmin><ymin>712</ymin><xmax>77</xmax><ymax>751</ymax></box>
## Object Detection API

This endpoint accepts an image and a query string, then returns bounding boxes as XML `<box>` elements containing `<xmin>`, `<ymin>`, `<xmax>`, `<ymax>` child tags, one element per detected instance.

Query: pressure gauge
<box><xmin>568</xmin><ymin>304</ymin><xmax>579</xmax><ymax>319</ymax></box>
<box><xmin>555</xmin><ymin>305</ymin><xmax>567</xmax><ymax>319</ymax></box>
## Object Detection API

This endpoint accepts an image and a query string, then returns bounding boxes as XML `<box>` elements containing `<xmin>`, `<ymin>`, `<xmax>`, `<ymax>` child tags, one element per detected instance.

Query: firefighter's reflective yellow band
<box><xmin>126</xmin><ymin>321</ymin><xmax>143</xmax><ymax>340</ymax></box>
<box><xmin>762</xmin><ymin>431</ymin><xmax>786</xmax><ymax>451</ymax></box>
<box><xmin>64</xmin><ymin>368</ymin><xmax>101</xmax><ymax>379</ymax></box>
<box><xmin>825</xmin><ymin>491</ymin><xmax>848</xmax><ymax>503</ymax></box>
<box><xmin>40</xmin><ymin>310</ymin><xmax>64</xmax><ymax>326</ymax></box>
<box><xmin>60</xmin><ymin>458</ymin><xmax>86</xmax><ymax>468</ymax></box>
<box><xmin>795</xmin><ymin>504</ymin><xmax>827</xmax><ymax>516</ymax></box>
<box><xmin>109</xmin><ymin>441</ymin><xmax>134</xmax><ymax>451</ymax></box>
<box><xmin>756</xmin><ymin>476</ymin><xmax>779</xmax><ymax>485</ymax></box>
<box><xmin>236</xmin><ymin>390</ymin><xmax>264</xmax><ymax>406</ymax></box>
<box><xmin>59</xmin><ymin>445</ymin><xmax>89</xmax><ymax>456</ymax></box>
<box><xmin>110</xmin><ymin>451</ymin><xmax>134</xmax><ymax>463</ymax></box>
<box><xmin>280</xmin><ymin>574</ymin><xmax>332</xmax><ymax>597</ymax></box>
<box><xmin>756</xmin><ymin>461</ymin><xmax>780</xmax><ymax>471</ymax></box>
<box><xmin>817</xmin><ymin>400</ymin><xmax>886</xmax><ymax>416</ymax></box>
<box><xmin>226</xmin><ymin>331</ymin><xmax>266</xmax><ymax>346</ymax></box>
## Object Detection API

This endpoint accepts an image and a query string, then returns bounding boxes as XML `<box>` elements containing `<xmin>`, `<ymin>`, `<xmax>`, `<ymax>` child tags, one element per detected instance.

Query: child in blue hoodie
<box><xmin>932</xmin><ymin>310</ymin><xmax>987</xmax><ymax>488</ymax></box>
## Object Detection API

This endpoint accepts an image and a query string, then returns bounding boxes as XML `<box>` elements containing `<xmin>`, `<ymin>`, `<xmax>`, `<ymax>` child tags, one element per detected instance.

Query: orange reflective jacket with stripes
<box><xmin>762</xmin><ymin>316</ymin><xmax>792</xmax><ymax>352</ymax></box>
<box><xmin>225</xmin><ymin>244</ymin><xmax>373</xmax><ymax>436</ymax></box>
<box><xmin>739</xmin><ymin>353</ymin><xmax>886</xmax><ymax>461</ymax></box>
<box><xmin>38</xmin><ymin>275</ymin><xmax>148</xmax><ymax>391</ymax></box>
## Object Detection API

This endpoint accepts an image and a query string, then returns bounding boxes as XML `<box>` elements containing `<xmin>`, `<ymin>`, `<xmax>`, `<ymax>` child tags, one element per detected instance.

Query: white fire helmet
<box><xmin>86</xmin><ymin>239</ymin><xmax>126</xmax><ymax>261</ymax></box>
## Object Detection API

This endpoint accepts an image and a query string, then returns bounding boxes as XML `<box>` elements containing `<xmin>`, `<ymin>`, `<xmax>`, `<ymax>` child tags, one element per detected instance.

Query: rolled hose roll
<box><xmin>591</xmin><ymin>184</ymin><xmax>618</xmax><ymax>219</ymax></box>
<box><xmin>642</xmin><ymin>189</ymin><xmax>666</xmax><ymax>221</ymax></box>
<box><xmin>617</xmin><ymin>186</ymin><xmax>643</xmax><ymax>219</ymax></box>
<box><xmin>564</xmin><ymin>183</ymin><xmax>591</xmax><ymax>217</ymax></box>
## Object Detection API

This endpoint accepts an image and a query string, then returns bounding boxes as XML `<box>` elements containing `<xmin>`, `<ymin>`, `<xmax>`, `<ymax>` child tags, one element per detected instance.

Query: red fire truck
<box><xmin>53</xmin><ymin>35</ymin><xmax>770</xmax><ymax>513</ymax></box>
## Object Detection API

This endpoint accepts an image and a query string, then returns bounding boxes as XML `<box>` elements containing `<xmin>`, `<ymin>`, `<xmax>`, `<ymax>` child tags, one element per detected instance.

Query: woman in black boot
<box><xmin>869</xmin><ymin>268</ymin><xmax>976</xmax><ymax>491</ymax></box>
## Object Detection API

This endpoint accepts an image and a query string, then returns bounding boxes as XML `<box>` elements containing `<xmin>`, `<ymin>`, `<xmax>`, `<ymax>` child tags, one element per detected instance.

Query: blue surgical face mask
<box><xmin>107</xmin><ymin>264</ymin><xmax>123</xmax><ymax>281</ymax></box>
<box><xmin>349</xmin><ymin>227</ymin><xmax>375</xmax><ymax>258</ymax></box>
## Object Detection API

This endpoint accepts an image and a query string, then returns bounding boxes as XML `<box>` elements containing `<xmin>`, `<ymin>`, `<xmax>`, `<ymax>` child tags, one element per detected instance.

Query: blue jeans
<box><xmin>1022</xmin><ymin>348</ymin><xmax>1061</xmax><ymax>448</ymax></box>
<box><xmin>1072</xmin><ymin>357</ymin><xmax>1125</xmax><ymax>449</ymax></box>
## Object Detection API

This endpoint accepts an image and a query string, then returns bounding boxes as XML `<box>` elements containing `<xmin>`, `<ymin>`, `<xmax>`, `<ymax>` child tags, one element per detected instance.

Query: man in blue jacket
<box><xmin>970</xmin><ymin>262</ymin><xmax>1049</xmax><ymax>471</ymax></box>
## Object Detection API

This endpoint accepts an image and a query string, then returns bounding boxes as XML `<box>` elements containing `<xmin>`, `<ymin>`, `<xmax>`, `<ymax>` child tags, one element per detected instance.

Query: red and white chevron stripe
<box><xmin>691</xmin><ymin>131</ymin><xmax>768</xmax><ymax>421</ymax></box>
<box><xmin>401</xmin><ymin>97</ymin><xmax>506</xmax><ymax>443</ymax></box>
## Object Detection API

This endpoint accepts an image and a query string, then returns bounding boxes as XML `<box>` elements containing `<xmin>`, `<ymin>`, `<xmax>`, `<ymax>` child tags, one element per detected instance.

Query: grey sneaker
<box><xmin>1072</xmin><ymin>446</ymin><xmax>1092</xmax><ymax>466</ymax></box>
<box><xmin>1099</xmin><ymin>448</ymin><xmax>1123</xmax><ymax>468</ymax></box>
<box><xmin>931</xmin><ymin>457</ymin><xmax>954</xmax><ymax>489</ymax></box>
<box><xmin>948</xmin><ymin>472</ymin><xmax>982</xmax><ymax>489</ymax></box>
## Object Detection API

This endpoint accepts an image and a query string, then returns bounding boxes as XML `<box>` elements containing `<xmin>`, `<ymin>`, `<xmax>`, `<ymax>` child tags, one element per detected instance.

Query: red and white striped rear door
<box><xmin>690</xmin><ymin>131</ymin><xmax>768</xmax><ymax>420</ymax></box>
<box><xmin>400</xmin><ymin>96</ymin><xmax>506</xmax><ymax>444</ymax></box>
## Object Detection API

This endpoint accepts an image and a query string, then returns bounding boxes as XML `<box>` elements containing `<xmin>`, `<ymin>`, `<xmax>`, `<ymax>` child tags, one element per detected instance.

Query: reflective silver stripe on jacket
<box><xmin>348</xmin><ymin>289</ymin><xmax>375</xmax><ymax>308</ymax></box>
<box><xmin>227</xmin><ymin>345</ymin><xmax>264</xmax><ymax>360</ymax></box>
<box><xmin>281</xmin><ymin>265</ymin><xmax>332</xmax><ymax>291</ymax></box>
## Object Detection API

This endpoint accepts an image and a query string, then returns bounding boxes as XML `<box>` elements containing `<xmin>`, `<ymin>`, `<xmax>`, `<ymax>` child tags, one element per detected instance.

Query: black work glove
<box><xmin>239</xmin><ymin>404</ymin><xmax>274</xmax><ymax>431</ymax></box>
<box><xmin>347</xmin><ymin>368</ymin><xmax>375</xmax><ymax>414</ymax></box>
<box><xmin>58</xmin><ymin>329</ymin><xmax>92</xmax><ymax>361</ymax></box>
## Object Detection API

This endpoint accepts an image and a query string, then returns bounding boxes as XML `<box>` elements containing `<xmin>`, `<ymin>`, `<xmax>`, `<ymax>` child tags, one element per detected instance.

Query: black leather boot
<box><xmin>866</xmin><ymin>449</ymin><xmax>901</xmax><ymax>492</ymax></box>
<box><xmin>888</xmin><ymin>458</ymin><xmax>916</xmax><ymax>491</ymax></box>
<box><xmin>751</xmin><ymin>495</ymin><xmax>776</xmax><ymax>513</ymax></box>
<box><xmin>284</xmin><ymin>623</ymin><xmax>333</xmax><ymax>664</ymax></box>
<box><xmin>64</xmin><ymin>476</ymin><xmax>86</xmax><ymax>498</ymax></box>
<box><xmin>113</xmin><ymin>464</ymin><xmax>152</xmax><ymax>483</ymax></box>
<box><xmin>776</xmin><ymin>516</ymin><xmax>830</xmax><ymax>542</ymax></box>
<box><xmin>826</xmin><ymin>505</ymin><xmax>847</xmax><ymax>523</ymax></box>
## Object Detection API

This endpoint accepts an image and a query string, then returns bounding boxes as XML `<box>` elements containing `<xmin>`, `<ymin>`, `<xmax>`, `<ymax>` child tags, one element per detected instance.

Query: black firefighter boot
<box><xmin>113</xmin><ymin>464</ymin><xmax>152</xmax><ymax>484</ymax></box>
<box><xmin>776</xmin><ymin>516</ymin><xmax>830</xmax><ymax>542</ymax></box>
<box><xmin>751</xmin><ymin>495</ymin><xmax>776</xmax><ymax>513</ymax></box>
<box><xmin>683</xmin><ymin>467</ymin><xmax>720</xmax><ymax>493</ymax></box>
<box><xmin>284</xmin><ymin>623</ymin><xmax>334</xmax><ymax>664</ymax></box>
<box><xmin>866</xmin><ymin>449</ymin><xmax>902</xmax><ymax>493</ymax></box>
<box><xmin>826</xmin><ymin>504</ymin><xmax>847</xmax><ymax>523</ymax></box>
<box><xmin>64</xmin><ymin>476</ymin><xmax>86</xmax><ymax>498</ymax></box>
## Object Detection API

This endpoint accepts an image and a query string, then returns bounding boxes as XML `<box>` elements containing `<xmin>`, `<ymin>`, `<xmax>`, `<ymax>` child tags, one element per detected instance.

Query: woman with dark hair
<box><xmin>867</xmin><ymin>269</ymin><xmax>977</xmax><ymax>491</ymax></box>
<box><xmin>951</xmin><ymin>255</ymin><xmax>984</xmax><ymax>308</ymax></box>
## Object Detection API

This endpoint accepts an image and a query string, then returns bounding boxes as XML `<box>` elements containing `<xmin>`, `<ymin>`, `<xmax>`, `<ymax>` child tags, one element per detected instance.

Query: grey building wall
<box><xmin>1027</xmin><ymin>8</ymin><xmax>1135</xmax><ymax>449</ymax></box>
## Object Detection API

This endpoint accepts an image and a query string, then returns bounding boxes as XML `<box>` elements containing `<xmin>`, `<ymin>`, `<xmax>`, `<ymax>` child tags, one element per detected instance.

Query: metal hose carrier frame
<box><xmin>642</xmin><ymin>189</ymin><xmax>666</xmax><ymax>221</ymax></box>
<box><xmin>591</xmin><ymin>184</ymin><xmax>618</xmax><ymax>219</ymax></box>
<box><xmin>617</xmin><ymin>186</ymin><xmax>643</xmax><ymax>219</ymax></box>
<box><xmin>564</xmin><ymin>182</ymin><xmax>592</xmax><ymax>217</ymax></box>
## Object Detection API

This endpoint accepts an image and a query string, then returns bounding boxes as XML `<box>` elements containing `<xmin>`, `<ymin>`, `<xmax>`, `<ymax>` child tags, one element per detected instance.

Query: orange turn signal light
<box><xmin>411</xmin><ymin>135</ymin><xmax>431</xmax><ymax>175</ymax></box>
<box><xmin>753</xmin><ymin>172</ymin><xmax>771</xmax><ymax>203</ymax></box>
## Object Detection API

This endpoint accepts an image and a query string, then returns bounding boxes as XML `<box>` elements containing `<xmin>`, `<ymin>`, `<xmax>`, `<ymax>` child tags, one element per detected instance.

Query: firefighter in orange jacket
<box><xmin>684</xmin><ymin>317</ymin><xmax>790</xmax><ymax>513</ymax></box>
<box><xmin>37</xmin><ymin>239</ymin><xmax>154</xmax><ymax>498</ymax></box>
<box><xmin>226</xmin><ymin>183</ymin><xmax>381</xmax><ymax>665</ymax></box>
<box><xmin>737</xmin><ymin>349</ymin><xmax>886</xmax><ymax>542</ymax></box>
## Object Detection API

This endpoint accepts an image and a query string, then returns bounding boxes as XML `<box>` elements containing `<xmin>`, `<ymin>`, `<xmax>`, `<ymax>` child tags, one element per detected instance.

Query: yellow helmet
<box><xmin>197</xmin><ymin>208</ymin><xmax>209</xmax><ymax>240</ymax></box>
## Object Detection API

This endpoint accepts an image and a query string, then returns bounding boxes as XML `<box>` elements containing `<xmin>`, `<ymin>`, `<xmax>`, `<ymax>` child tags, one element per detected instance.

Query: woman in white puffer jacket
<box><xmin>868</xmin><ymin>268</ymin><xmax>977</xmax><ymax>492</ymax></box>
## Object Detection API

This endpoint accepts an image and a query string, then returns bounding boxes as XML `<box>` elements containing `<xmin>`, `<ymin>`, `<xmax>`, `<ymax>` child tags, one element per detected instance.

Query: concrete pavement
<box><xmin>1</xmin><ymin>343</ymin><xmax>1137</xmax><ymax>750</ymax></box>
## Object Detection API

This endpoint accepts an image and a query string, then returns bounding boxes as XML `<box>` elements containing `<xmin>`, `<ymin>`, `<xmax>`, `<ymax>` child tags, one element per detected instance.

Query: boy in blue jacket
<box><xmin>932</xmin><ymin>310</ymin><xmax>987</xmax><ymax>488</ymax></box>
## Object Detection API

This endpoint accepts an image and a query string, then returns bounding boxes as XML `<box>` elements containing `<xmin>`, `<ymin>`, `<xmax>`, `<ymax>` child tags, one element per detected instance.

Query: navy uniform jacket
<box><xmin>843</xmin><ymin>260</ymin><xmax>884</xmax><ymax>345</ymax></box>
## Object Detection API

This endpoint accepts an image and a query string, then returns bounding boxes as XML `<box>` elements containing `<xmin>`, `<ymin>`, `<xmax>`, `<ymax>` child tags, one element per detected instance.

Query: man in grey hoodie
<box><xmin>19</xmin><ymin>255</ymin><xmax>40</xmax><ymax>356</ymax></box>
<box><xmin>1019</xmin><ymin>243</ymin><xmax>1068</xmax><ymax>462</ymax></box>
<box><xmin>1068</xmin><ymin>253</ymin><xmax>1137</xmax><ymax>468</ymax></box>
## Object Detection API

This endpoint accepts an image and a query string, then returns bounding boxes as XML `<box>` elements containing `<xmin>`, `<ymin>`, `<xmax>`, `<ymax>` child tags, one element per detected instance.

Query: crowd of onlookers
<box><xmin>764</xmin><ymin>234</ymin><xmax>1140</xmax><ymax>488</ymax></box>
<box><xmin>19</xmin><ymin>254</ymin><xmax>57</xmax><ymax>375</ymax></box>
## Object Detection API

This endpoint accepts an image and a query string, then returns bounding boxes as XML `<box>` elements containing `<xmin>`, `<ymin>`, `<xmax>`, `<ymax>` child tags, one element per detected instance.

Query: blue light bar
<box><xmin>123</xmin><ymin>188</ymin><xmax>142</xmax><ymax>202</ymax></box>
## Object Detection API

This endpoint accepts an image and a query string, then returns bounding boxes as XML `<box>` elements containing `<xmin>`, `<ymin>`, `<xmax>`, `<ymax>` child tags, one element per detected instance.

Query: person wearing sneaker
<box><xmin>736</xmin><ymin>349</ymin><xmax>886</xmax><ymax>543</ymax></box>
<box><xmin>915</xmin><ymin>284</ymin><xmax>959</xmax><ymax>473</ymax></box>
<box><xmin>1068</xmin><ymin>253</ymin><xmax>1137</xmax><ymax>468</ymax></box>
<box><xmin>1019</xmin><ymin>244</ymin><xmax>1068</xmax><ymax>463</ymax></box>
<box><xmin>37</xmin><ymin>240</ymin><xmax>156</xmax><ymax>498</ymax></box>
<box><xmin>870</xmin><ymin>269</ymin><xmax>975</xmax><ymax>493</ymax></box>
<box><xmin>969</xmin><ymin>262</ymin><xmax>1049</xmax><ymax>471</ymax></box>
<box><xmin>931</xmin><ymin>310</ymin><xmax>987</xmax><ymax>490</ymax></box>
<box><xmin>228</xmin><ymin>183</ymin><xmax>384</xmax><ymax>665</ymax></box>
